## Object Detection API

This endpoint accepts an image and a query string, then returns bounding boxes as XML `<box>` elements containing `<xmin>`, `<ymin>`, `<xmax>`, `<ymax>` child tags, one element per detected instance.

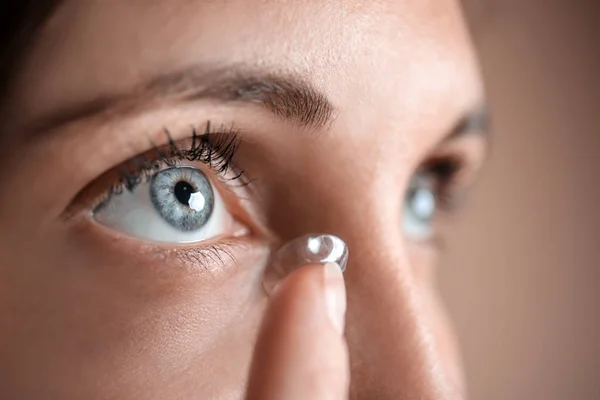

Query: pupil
<box><xmin>174</xmin><ymin>181</ymin><xmax>195</xmax><ymax>205</ymax></box>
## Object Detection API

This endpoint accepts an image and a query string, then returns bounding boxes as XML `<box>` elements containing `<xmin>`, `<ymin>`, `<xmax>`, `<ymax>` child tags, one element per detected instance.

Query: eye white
<box><xmin>94</xmin><ymin>167</ymin><xmax>234</xmax><ymax>244</ymax></box>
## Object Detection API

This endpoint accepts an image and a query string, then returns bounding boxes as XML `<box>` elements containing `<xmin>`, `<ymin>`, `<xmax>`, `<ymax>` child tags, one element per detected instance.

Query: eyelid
<box><xmin>70</xmin><ymin>214</ymin><xmax>265</xmax><ymax>275</ymax></box>
<box><xmin>65</xmin><ymin>160</ymin><xmax>221</xmax><ymax>219</ymax></box>
<box><xmin>62</xmin><ymin>127</ymin><xmax>250</xmax><ymax>222</ymax></box>
<box><xmin>411</xmin><ymin>132</ymin><xmax>488</xmax><ymax>227</ymax></box>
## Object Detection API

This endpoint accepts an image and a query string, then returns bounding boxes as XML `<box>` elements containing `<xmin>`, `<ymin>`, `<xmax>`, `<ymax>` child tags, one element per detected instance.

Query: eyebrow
<box><xmin>29</xmin><ymin>65</ymin><xmax>337</xmax><ymax>134</ymax></box>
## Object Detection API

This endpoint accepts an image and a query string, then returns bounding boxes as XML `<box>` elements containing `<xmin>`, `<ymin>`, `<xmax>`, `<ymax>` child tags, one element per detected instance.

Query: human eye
<box><xmin>402</xmin><ymin>157</ymin><xmax>462</xmax><ymax>241</ymax></box>
<box><xmin>402</xmin><ymin>131</ymin><xmax>487</xmax><ymax>245</ymax></box>
<box><xmin>82</xmin><ymin>123</ymin><xmax>250</xmax><ymax>245</ymax></box>
<box><xmin>95</xmin><ymin>164</ymin><xmax>236</xmax><ymax>243</ymax></box>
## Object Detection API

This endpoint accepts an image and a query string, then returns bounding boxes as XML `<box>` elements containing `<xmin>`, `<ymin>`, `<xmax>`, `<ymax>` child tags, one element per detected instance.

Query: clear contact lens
<box><xmin>263</xmin><ymin>233</ymin><xmax>348</xmax><ymax>295</ymax></box>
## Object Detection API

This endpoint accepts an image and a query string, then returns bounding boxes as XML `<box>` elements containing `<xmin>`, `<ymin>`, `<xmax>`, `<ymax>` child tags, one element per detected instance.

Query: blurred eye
<box><xmin>94</xmin><ymin>166</ymin><xmax>236</xmax><ymax>244</ymax></box>
<box><xmin>402</xmin><ymin>173</ymin><xmax>437</xmax><ymax>240</ymax></box>
<box><xmin>402</xmin><ymin>155</ymin><xmax>464</xmax><ymax>241</ymax></box>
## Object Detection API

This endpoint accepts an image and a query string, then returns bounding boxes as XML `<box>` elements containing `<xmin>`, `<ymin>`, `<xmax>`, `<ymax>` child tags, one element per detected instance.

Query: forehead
<box><xmin>11</xmin><ymin>0</ymin><xmax>481</xmax><ymax>132</ymax></box>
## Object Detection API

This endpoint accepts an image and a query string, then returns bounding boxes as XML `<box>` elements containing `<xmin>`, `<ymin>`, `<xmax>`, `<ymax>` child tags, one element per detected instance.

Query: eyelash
<box><xmin>85</xmin><ymin>122</ymin><xmax>468</xmax><ymax>246</ymax></box>
<box><xmin>96</xmin><ymin>122</ymin><xmax>245</xmax><ymax>209</ymax></box>
<box><xmin>413</xmin><ymin>155</ymin><xmax>466</xmax><ymax>218</ymax></box>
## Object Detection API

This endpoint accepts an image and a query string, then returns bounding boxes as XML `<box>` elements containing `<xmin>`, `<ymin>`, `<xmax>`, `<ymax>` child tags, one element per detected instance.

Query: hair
<box><xmin>0</xmin><ymin>1</ymin><xmax>60</xmax><ymax>103</ymax></box>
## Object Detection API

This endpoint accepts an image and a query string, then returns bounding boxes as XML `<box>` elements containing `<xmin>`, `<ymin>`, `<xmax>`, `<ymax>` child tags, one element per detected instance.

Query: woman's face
<box><xmin>0</xmin><ymin>1</ymin><xmax>487</xmax><ymax>399</ymax></box>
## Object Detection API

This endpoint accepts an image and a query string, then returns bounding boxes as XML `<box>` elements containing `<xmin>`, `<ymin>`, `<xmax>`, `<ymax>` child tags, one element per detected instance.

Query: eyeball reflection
<box><xmin>94</xmin><ymin>167</ymin><xmax>234</xmax><ymax>243</ymax></box>
<box><xmin>150</xmin><ymin>167</ymin><xmax>214</xmax><ymax>232</ymax></box>
<box><xmin>402</xmin><ymin>174</ymin><xmax>437</xmax><ymax>240</ymax></box>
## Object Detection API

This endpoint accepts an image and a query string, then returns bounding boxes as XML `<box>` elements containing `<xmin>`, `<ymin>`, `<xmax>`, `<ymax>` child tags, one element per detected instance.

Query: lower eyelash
<box><xmin>145</xmin><ymin>239</ymin><xmax>244</xmax><ymax>272</ymax></box>
<box><xmin>177</xmin><ymin>243</ymin><xmax>237</xmax><ymax>271</ymax></box>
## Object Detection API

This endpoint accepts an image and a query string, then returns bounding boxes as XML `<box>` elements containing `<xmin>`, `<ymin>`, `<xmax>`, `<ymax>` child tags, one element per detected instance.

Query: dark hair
<box><xmin>0</xmin><ymin>1</ymin><xmax>60</xmax><ymax>102</ymax></box>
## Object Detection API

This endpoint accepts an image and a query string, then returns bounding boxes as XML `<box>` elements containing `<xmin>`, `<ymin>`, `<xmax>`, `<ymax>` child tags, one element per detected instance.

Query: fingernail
<box><xmin>263</xmin><ymin>233</ymin><xmax>349</xmax><ymax>296</ymax></box>
<box><xmin>323</xmin><ymin>262</ymin><xmax>347</xmax><ymax>334</ymax></box>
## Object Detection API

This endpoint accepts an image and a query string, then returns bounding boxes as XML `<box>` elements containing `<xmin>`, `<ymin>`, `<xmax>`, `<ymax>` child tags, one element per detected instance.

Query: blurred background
<box><xmin>441</xmin><ymin>1</ymin><xmax>599</xmax><ymax>399</ymax></box>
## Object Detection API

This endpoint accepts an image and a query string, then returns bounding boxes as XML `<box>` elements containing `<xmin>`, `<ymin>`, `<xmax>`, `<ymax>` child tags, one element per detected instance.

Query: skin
<box><xmin>0</xmin><ymin>0</ymin><xmax>487</xmax><ymax>399</ymax></box>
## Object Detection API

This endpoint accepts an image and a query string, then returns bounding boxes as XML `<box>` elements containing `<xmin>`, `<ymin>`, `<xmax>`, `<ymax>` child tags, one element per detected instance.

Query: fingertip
<box><xmin>246</xmin><ymin>263</ymin><xmax>349</xmax><ymax>400</ymax></box>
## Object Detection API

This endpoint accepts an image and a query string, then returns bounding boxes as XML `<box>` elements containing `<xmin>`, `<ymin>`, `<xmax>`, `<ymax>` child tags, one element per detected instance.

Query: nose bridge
<box><xmin>342</xmin><ymin>232</ymin><xmax>452</xmax><ymax>399</ymax></box>
<box><xmin>266</xmin><ymin>144</ymin><xmax>458</xmax><ymax>397</ymax></box>
<box><xmin>276</xmin><ymin>192</ymin><xmax>457</xmax><ymax>398</ymax></box>
<box><xmin>294</xmin><ymin>183</ymin><xmax>457</xmax><ymax>398</ymax></box>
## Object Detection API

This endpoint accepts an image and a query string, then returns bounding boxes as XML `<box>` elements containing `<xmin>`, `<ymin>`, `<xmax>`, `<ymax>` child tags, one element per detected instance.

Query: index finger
<box><xmin>245</xmin><ymin>263</ymin><xmax>349</xmax><ymax>400</ymax></box>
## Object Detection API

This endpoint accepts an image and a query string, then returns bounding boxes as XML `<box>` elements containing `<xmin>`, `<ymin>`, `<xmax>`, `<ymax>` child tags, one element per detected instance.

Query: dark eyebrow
<box><xmin>28</xmin><ymin>65</ymin><xmax>337</xmax><ymax>134</ymax></box>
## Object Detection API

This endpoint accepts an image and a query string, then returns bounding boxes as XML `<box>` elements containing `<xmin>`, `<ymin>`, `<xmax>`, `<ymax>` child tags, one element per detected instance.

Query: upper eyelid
<box><xmin>64</xmin><ymin>161</ymin><xmax>239</xmax><ymax>223</ymax></box>
<box><xmin>117</xmin><ymin>134</ymin><xmax>245</xmax><ymax>192</ymax></box>
<box><xmin>36</xmin><ymin>105</ymin><xmax>249</xmax><ymax>220</ymax></box>
<box><xmin>63</xmin><ymin>127</ymin><xmax>247</xmax><ymax>218</ymax></box>
<box><xmin>414</xmin><ymin>106</ymin><xmax>491</xmax><ymax>180</ymax></box>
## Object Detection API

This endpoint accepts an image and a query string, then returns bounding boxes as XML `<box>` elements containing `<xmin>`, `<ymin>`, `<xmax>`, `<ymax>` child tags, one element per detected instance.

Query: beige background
<box><xmin>440</xmin><ymin>1</ymin><xmax>599</xmax><ymax>399</ymax></box>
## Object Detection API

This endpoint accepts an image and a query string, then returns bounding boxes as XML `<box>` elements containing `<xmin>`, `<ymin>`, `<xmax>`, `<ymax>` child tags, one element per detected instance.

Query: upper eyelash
<box><xmin>419</xmin><ymin>155</ymin><xmax>465</xmax><ymax>212</ymax></box>
<box><xmin>166</xmin><ymin>121</ymin><xmax>241</xmax><ymax>176</ymax></box>
<box><xmin>108</xmin><ymin>121</ymin><xmax>244</xmax><ymax>196</ymax></box>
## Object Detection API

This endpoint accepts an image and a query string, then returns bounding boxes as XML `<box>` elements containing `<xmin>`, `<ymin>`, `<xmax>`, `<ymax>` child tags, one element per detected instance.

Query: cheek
<box><xmin>422</xmin><ymin>286</ymin><xmax>465</xmax><ymax>392</ymax></box>
<box><xmin>0</xmin><ymin>227</ymin><xmax>268</xmax><ymax>399</ymax></box>
<box><xmin>408</xmin><ymin>243</ymin><xmax>464</xmax><ymax>389</ymax></box>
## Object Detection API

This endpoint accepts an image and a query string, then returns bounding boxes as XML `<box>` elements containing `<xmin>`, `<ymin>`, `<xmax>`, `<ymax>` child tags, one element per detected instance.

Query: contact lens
<box><xmin>263</xmin><ymin>234</ymin><xmax>348</xmax><ymax>295</ymax></box>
